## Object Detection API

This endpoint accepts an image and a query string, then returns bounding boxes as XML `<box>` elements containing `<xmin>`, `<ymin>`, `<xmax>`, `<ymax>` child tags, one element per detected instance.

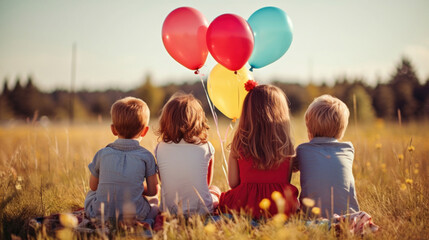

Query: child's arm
<box><xmin>143</xmin><ymin>174</ymin><xmax>159</xmax><ymax>197</ymax></box>
<box><xmin>227</xmin><ymin>151</ymin><xmax>240</xmax><ymax>189</ymax></box>
<box><xmin>89</xmin><ymin>174</ymin><xmax>99</xmax><ymax>191</ymax></box>
<box><xmin>207</xmin><ymin>158</ymin><xmax>214</xmax><ymax>186</ymax></box>
<box><xmin>291</xmin><ymin>156</ymin><xmax>299</xmax><ymax>172</ymax></box>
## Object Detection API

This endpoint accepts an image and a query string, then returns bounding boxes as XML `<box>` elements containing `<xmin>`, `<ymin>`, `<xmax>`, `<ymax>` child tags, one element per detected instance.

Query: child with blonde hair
<box><xmin>155</xmin><ymin>93</ymin><xmax>220</xmax><ymax>215</ymax></box>
<box><xmin>219</xmin><ymin>83</ymin><xmax>299</xmax><ymax>218</ymax></box>
<box><xmin>84</xmin><ymin>97</ymin><xmax>159</xmax><ymax>223</ymax></box>
<box><xmin>295</xmin><ymin>94</ymin><xmax>359</xmax><ymax>217</ymax></box>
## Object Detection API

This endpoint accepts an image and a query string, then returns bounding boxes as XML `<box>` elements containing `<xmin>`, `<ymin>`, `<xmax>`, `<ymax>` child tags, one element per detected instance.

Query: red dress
<box><xmin>219</xmin><ymin>155</ymin><xmax>299</xmax><ymax>219</ymax></box>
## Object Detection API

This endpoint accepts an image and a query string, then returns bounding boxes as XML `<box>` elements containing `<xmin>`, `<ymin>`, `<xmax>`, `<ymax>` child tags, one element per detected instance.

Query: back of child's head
<box><xmin>111</xmin><ymin>97</ymin><xmax>150</xmax><ymax>139</ymax></box>
<box><xmin>231</xmin><ymin>84</ymin><xmax>294</xmax><ymax>170</ymax></box>
<box><xmin>158</xmin><ymin>93</ymin><xmax>209</xmax><ymax>144</ymax></box>
<box><xmin>305</xmin><ymin>94</ymin><xmax>349</xmax><ymax>140</ymax></box>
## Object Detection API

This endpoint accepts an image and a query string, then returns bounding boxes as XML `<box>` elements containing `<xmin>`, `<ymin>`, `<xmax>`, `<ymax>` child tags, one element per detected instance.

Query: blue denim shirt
<box><xmin>85</xmin><ymin>138</ymin><xmax>157</xmax><ymax>221</ymax></box>
<box><xmin>296</xmin><ymin>137</ymin><xmax>359</xmax><ymax>217</ymax></box>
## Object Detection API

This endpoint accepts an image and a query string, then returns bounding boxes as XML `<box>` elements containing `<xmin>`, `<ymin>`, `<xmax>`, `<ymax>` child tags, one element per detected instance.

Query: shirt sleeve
<box><xmin>208</xmin><ymin>141</ymin><xmax>215</xmax><ymax>159</ymax></box>
<box><xmin>88</xmin><ymin>150</ymin><xmax>102</xmax><ymax>178</ymax></box>
<box><xmin>145</xmin><ymin>152</ymin><xmax>157</xmax><ymax>177</ymax></box>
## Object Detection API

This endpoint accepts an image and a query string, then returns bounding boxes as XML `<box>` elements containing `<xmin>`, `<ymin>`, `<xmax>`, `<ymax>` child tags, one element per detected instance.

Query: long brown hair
<box><xmin>231</xmin><ymin>85</ymin><xmax>295</xmax><ymax>169</ymax></box>
<box><xmin>157</xmin><ymin>93</ymin><xmax>209</xmax><ymax>144</ymax></box>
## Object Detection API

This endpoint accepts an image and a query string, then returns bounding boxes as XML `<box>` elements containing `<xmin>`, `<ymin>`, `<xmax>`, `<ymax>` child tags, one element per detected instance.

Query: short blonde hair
<box><xmin>305</xmin><ymin>95</ymin><xmax>349</xmax><ymax>140</ymax></box>
<box><xmin>111</xmin><ymin>97</ymin><xmax>150</xmax><ymax>139</ymax></box>
<box><xmin>157</xmin><ymin>93</ymin><xmax>209</xmax><ymax>144</ymax></box>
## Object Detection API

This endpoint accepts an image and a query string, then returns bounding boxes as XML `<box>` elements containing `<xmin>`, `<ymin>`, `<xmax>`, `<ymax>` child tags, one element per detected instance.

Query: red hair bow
<box><xmin>244</xmin><ymin>80</ymin><xmax>258</xmax><ymax>92</ymax></box>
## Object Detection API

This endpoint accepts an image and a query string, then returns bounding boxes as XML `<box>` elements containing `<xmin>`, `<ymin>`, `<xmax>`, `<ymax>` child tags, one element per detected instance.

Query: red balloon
<box><xmin>162</xmin><ymin>7</ymin><xmax>208</xmax><ymax>71</ymax></box>
<box><xmin>206</xmin><ymin>14</ymin><xmax>254</xmax><ymax>71</ymax></box>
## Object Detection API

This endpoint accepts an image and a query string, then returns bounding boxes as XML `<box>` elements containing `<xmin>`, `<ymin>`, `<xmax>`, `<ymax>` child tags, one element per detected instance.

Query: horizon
<box><xmin>1</xmin><ymin>0</ymin><xmax>429</xmax><ymax>92</ymax></box>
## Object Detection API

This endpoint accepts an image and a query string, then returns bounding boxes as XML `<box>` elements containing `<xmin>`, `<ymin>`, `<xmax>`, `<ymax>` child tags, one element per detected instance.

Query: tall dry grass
<box><xmin>0</xmin><ymin>117</ymin><xmax>428</xmax><ymax>239</ymax></box>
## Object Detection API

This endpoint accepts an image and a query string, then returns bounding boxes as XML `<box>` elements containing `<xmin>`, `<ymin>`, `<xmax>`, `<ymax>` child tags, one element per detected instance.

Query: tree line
<box><xmin>0</xmin><ymin>57</ymin><xmax>428</xmax><ymax>123</ymax></box>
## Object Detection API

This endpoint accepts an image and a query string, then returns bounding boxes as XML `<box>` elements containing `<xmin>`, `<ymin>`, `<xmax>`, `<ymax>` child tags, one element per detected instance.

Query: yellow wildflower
<box><xmin>59</xmin><ymin>213</ymin><xmax>78</xmax><ymax>228</ymax></box>
<box><xmin>397</xmin><ymin>154</ymin><xmax>404</xmax><ymax>161</ymax></box>
<box><xmin>15</xmin><ymin>183</ymin><xmax>22</xmax><ymax>190</ymax></box>
<box><xmin>204</xmin><ymin>223</ymin><xmax>216</xmax><ymax>234</ymax></box>
<box><xmin>414</xmin><ymin>169</ymin><xmax>419</xmax><ymax>174</ymax></box>
<box><xmin>366</xmin><ymin>162</ymin><xmax>371</xmax><ymax>168</ymax></box>
<box><xmin>271</xmin><ymin>191</ymin><xmax>283</xmax><ymax>201</ymax></box>
<box><xmin>375</xmin><ymin>143</ymin><xmax>382</xmax><ymax>149</ymax></box>
<box><xmin>407</xmin><ymin>146</ymin><xmax>415</xmax><ymax>152</ymax></box>
<box><xmin>311</xmin><ymin>207</ymin><xmax>321</xmax><ymax>216</ymax></box>
<box><xmin>400</xmin><ymin>184</ymin><xmax>407</xmax><ymax>191</ymax></box>
<box><xmin>302</xmin><ymin>198</ymin><xmax>315</xmax><ymax>208</ymax></box>
<box><xmin>56</xmin><ymin>228</ymin><xmax>74</xmax><ymax>240</ymax></box>
<box><xmin>272</xmin><ymin>213</ymin><xmax>287</xmax><ymax>226</ymax></box>
<box><xmin>259</xmin><ymin>198</ymin><xmax>271</xmax><ymax>210</ymax></box>
<box><xmin>405</xmin><ymin>178</ymin><xmax>413</xmax><ymax>185</ymax></box>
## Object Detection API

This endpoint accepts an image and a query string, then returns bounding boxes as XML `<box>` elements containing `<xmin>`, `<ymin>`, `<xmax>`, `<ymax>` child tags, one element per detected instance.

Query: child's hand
<box><xmin>143</xmin><ymin>175</ymin><xmax>159</xmax><ymax>197</ymax></box>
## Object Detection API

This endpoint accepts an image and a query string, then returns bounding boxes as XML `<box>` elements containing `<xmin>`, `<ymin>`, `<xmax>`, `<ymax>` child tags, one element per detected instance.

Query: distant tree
<box><xmin>389</xmin><ymin>57</ymin><xmax>420</xmax><ymax>120</ymax></box>
<box><xmin>419</xmin><ymin>80</ymin><xmax>429</xmax><ymax>118</ymax></box>
<box><xmin>51</xmin><ymin>90</ymin><xmax>73</xmax><ymax>120</ymax></box>
<box><xmin>273</xmin><ymin>82</ymin><xmax>311</xmax><ymax>114</ymax></box>
<box><xmin>332</xmin><ymin>77</ymin><xmax>352</xmax><ymax>101</ymax></box>
<box><xmin>10</xmin><ymin>77</ymin><xmax>26</xmax><ymax>117</ymax></box>
<box><xmin>345</xmin><ymin>84</ymin><xmax>375</xmax><ymax>123</ymax></box>
<box><xmin>2</xmin><ymin>78</ymin><xmax>10</xmax><ymax>97</ymax></box>
<box><xmin>0</xmin><ymin>78</ymin><xmax>13</xmax><ymax>120</ymax></box>
<box><xmin>23</xmin><ymin>76</ymin><xmax>42</xmax><ymax>117</ymax></box>
<box><xmin>134</xmin><ymin>74</ymin><xmax>165</xmax><ymax>116</ymax></box>
<box><xmin>305</xmin><ymin>83</ymin><xmax>320</xmax><ymax>101</ymax></box>
<box><xmin>90</xmin><ymin>94</ymin><xmax>111</xmax><ymax>117</ymax></box>
<box><xmin>372</xmin><ymin>84</ymin><xmax>395</xmax><ymax>119</ymax></box>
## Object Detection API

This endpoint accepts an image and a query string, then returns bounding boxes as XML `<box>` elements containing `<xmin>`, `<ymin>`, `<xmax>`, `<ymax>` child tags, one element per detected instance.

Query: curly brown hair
<box><xmin>157</xmin><ymin>93</ymin><xmax>209</xmax><ymax>144</ymax></box>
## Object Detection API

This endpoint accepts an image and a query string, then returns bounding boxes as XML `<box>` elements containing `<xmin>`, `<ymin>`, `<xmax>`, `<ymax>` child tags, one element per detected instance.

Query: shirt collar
<box><xmin>107</xmin><ymin>138</ymin><xmax>141</xmax><ymax>151</ymax></box>
<box><xmin>309</xmin><ymin>137</ymin><xmax>338</xmax><ymax>143</ymax></box>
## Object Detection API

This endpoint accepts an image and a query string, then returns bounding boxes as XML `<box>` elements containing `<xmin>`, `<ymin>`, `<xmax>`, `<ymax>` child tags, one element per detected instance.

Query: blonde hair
<box><xmin>231</xmin><ymin>85</ymin><xmax>295</xmax><ymax>170</ymax></box>
<box><xmin>111</xmin><ymin>97</ymin><xmax>150</xmax><ymax>139</ymax></box>
<box><xmin>305</xmin><ymin>94</ymin><xmax>349</xmax><ymax>139</ymax></box>
<box><xmin>157</xmin><ymin>93</ymin><xmax>209</xmax><ymax>144</ymax></box>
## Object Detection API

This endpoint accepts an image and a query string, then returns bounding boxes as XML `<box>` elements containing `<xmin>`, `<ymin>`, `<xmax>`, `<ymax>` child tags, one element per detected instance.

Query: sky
<box><xmin>0</xmin><ymin>0</ymin><xmax>428</xmax><ymax>91</ymax></box>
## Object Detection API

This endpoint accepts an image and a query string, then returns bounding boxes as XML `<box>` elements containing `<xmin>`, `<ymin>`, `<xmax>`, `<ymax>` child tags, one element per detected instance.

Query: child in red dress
<box><xmin>218</xmin><ymin>83</ymin><xmax>299</xmax><ymax>219</ymax></box>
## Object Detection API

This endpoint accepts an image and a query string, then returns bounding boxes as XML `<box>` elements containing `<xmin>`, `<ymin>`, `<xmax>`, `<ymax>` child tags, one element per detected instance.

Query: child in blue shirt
<box><xmin>84</xmin><ymin>97</ymin><xmax>159</xmax><ymax>224</ymax></box>
<box><xmin>294</xmin><ymin>95</ymin><xmax>359</xmax><ymax>218</ymax></box>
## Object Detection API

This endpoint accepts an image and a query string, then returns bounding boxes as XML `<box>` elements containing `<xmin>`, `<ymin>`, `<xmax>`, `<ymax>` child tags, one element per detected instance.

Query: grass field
<box><xmin>0</xmin><ymin>117</ymin><xmax>428</xmax><ymax>239</ymax></box>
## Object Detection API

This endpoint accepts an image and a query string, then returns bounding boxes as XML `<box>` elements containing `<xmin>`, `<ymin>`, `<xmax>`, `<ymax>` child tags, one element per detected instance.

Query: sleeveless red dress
<box><xmin>218</xmin><ymin>155</ymin><xmax>299</xmax><ymax>219</ymax></box>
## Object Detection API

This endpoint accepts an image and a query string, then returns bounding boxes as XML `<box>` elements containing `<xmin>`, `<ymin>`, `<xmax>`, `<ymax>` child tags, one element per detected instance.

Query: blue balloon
<box><xmin>248</xmin><ymin>7</ymin><xmax>293</xmax><ymax>70</ymax></box>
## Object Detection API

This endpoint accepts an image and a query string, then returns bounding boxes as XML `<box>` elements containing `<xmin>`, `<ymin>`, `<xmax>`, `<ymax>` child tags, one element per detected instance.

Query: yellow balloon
<box><xmin>207</xmin><ymin>64</ymin><xmax>253</xmax><ymax>119</ymax></box>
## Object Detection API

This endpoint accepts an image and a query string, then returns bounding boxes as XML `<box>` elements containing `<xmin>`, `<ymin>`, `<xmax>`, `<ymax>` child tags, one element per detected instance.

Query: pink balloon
<box><xmin>162</xmin><ymin>7</ymin><xmax>208</xmax><ymax>71</ymax></box>
<box><xmin>206</xmin><ymin>14</ymin><xmax>254</xmax><ymax>71</ymax></box>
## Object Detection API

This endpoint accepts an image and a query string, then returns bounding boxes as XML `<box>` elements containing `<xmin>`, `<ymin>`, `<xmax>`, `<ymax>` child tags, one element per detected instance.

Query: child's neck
<box><xmin>117</xmin><ymin>136</ymin><xmax>142</xmax><ymax>142</ymax></box>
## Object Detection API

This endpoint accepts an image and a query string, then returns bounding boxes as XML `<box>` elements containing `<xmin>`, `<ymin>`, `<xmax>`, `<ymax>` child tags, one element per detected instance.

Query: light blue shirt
<box><xmin>296</xmin><ymin>137</ymin><xmax>359</xmax><ymax>217</ymax></box>
<box><xmin>84</xmin><ymin>138</ymin><xmax>157</xmax><ymax>221</ymax></box>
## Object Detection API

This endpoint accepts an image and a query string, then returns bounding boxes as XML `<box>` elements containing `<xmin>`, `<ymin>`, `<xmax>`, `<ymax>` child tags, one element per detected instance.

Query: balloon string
<box><xmin>197</xmin><ymin>73</ymin><xmax>229</xmax><ymax>184</ymax></box>
<box><xmin>223</xmin><ymin>121</ymin><xmax>234</xmax><ymax>143</ymax></box>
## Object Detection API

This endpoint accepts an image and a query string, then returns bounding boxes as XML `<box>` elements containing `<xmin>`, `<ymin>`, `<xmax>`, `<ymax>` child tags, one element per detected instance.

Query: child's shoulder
<box><xmin>296</xmin><ymin>139</ymin><xmax>354</xmax><ymax>151</ymax></box>
<box><xmin>133</xmin><ymin>145</ymin><xmax>156</xmax><ymax>160</ymax></box>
